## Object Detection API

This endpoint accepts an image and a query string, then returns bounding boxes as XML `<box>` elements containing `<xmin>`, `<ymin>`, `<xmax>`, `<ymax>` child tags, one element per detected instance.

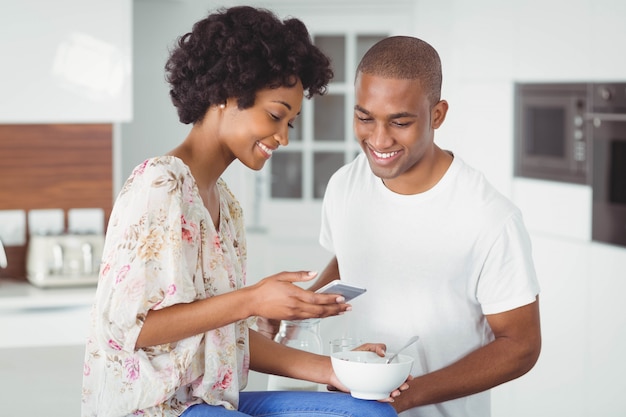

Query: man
<box><xmin>312</xmin><ymin>36</ymin><xmax>541</xmax><ymax>416</ymax></box>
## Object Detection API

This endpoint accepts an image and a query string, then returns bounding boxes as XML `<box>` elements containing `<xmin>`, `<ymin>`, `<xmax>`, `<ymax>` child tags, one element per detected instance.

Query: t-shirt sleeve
<box><xmin>477</xmin><ymin>211</ymin><xmax>541</xmax><ymax>315</ymax></box>
<box><xmin>319</xmin><ymin>174</ymin><xmax>337</xmax><ymax>253</ymax></box>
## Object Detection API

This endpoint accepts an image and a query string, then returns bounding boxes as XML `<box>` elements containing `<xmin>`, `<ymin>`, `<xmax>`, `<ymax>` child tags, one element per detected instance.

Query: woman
<box><xmin>81</xmin><ymin>6</ymin><xmax>403</xmax><ymax>417</ymax></box>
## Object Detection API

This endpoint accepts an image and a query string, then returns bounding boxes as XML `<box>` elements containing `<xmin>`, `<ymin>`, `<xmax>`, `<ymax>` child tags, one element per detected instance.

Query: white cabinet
<box><xmin>492</xmin><ymin>234</ymin><xmax>591</xmax><ymax>417</ymax></box>
<box><xmin>512</xmin><ymin>178</ymin><xmax>592</xmax><ymax>241</ymax></box>
<box><xmin>0</xmin><ymin>345</ymin><xmax>85</xmax><ymax>416</ymax></box>
<box><xmin>492</xmin><ymin>235</ymin><xmax>626</xmax><ymax>417</ymax></box>
<box><xmin>0</xmin><ymin>0</ymin><xmax>132</xmax><ymax>123</ymax></box>
<box><xmin>0</xmin><ymin>280</ymin><xmax>94</xmax><ymax>348</ymax></box>
<box><xmin>587</xmin><ymin>243</ymin><xmax>626</xmax><ymax>415</ymax></box>
<box><xmin>0</xmin><ymin>281</ymin><xmax>95</xmax><ymax>416</ymax></box>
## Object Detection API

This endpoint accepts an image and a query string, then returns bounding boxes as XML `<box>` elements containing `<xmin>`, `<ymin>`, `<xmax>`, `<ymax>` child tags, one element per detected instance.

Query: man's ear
<box><xmin>431</xmin><ymin>99</ymin><xmax>448</xmax><ymax>129</ymax></box>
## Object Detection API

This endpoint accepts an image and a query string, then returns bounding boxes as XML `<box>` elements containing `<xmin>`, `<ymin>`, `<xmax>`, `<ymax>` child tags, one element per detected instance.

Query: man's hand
<box><xmin>256</xmin><ymin>316</ymin><xmax>281</xmax><ymax>340</ymax></box>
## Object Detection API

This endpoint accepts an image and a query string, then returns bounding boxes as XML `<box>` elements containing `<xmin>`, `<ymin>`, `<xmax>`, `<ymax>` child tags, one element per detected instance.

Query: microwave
<box><xmin>514</xmin><ymin>83</ymin><xmax>589</xmax><ymax>184</ymax></box>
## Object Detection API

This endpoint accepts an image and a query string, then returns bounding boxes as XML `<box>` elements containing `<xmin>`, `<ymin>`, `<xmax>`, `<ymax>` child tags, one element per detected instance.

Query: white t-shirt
<box><xmin>320</xmin><ymin>153</ymin><xmax>540</xmax><ymax>417</ymax></box>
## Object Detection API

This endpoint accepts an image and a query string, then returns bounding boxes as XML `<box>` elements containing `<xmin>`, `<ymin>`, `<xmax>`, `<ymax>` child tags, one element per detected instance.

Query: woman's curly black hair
<box><xmin>165</xmin><ymin>6</ymin><xmax>334</xmax><ymax>124</ymax></box>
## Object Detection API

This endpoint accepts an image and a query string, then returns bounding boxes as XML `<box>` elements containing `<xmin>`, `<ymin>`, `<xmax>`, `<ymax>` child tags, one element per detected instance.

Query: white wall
<box><xmin>119</xmin><ymin>0</ymin><xmax>206</xmax><ymax>181</ymax></box>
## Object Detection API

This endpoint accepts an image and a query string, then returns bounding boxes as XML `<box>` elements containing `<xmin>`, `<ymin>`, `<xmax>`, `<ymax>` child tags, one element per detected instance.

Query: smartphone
<box><xmin>315</xmin><ymin>279</ymin><xmax>367</xmax><ymax>301</ymax></box>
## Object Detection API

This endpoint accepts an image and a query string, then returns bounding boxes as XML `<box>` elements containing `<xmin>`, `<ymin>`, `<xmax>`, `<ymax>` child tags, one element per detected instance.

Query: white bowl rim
<box><xmin>330</xmin><ymin>350</ymin><xmax>414</xmax><ymax>365</ymax></box>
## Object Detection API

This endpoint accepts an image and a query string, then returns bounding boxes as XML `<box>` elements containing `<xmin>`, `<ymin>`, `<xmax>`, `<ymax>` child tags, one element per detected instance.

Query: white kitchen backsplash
<box><xmin>0</xmin><ymin>210</ymin><xmax>27</xmax><ymax>246</ymax></box>
<box><xmin>68</xmin><ymin>208</ymin><xmax>105</xmax><ymax>235</ymax></box>
<box><xmin>28</xmin><ymin>208</ymin><xmax>65</xmax><ymax>236</ymax></box>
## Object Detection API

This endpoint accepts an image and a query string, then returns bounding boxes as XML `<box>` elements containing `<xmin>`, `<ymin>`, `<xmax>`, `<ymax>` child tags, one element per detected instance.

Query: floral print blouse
<box><xmin>82</xmin><ymin>156</ymin><xmax>250</xmax><ymax>417</ymax></box>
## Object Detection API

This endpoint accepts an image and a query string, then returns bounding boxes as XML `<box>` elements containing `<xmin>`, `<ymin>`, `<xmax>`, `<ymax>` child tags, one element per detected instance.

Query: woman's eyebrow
<box><xmin>273</xmin><ymin>100</ymin><xmax>292</xmax><ymax>111</ymax></box>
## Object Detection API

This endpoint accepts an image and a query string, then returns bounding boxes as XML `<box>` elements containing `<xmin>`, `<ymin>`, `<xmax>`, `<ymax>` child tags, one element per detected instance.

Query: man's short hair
<box><xmin>356</xmin><ymin>36</ymin><xmax>442</xmax><ymax>105</ymax></box>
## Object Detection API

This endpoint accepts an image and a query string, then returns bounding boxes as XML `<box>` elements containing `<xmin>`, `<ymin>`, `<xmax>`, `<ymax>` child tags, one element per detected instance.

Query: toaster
<box><xmin>26</xmin><ymin>234</ymin><xmax>104</xmax><ymax>288</ymax></box>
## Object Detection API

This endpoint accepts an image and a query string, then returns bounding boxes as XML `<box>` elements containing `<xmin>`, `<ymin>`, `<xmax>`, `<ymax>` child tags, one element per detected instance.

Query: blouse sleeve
<box><xmin>94</xmin><ymin>160</ymin><xmax>203</xmax><ymax>353</ymax></box>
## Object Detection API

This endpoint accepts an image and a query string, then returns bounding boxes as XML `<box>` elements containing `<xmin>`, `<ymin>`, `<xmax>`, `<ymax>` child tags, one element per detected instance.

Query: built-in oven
<box><xmin>590</xmin><ymin>83</ymin><xmax>626</xmax><ymax>247</ymax></box>
<box><xmin>514</xmin><ymin>83</ymin><xmax>589</xmax><ymax>184</ymax></box>
<box><xmin>515</xmin><ymin>81</ymin><xmax>626</xmax><ymax>248</ymax></box>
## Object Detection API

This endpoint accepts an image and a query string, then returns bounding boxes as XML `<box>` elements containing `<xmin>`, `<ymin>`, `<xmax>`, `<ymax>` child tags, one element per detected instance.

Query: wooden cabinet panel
<box><xmin>0</xmin><ymin>124</ymin><xmax>113</xmax><ymax>280</ymax></box>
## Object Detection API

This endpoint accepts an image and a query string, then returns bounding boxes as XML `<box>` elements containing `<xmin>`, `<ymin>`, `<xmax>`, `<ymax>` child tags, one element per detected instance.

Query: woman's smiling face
<box><xmin>219</xmin><ymin>79</ymin><xmax>304</xmax><ymax>170</ymax></box>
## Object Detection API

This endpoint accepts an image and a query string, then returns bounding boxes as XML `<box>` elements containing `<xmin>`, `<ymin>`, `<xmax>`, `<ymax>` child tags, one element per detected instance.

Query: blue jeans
<box><xmin>180</xmin><ymin>391</ymin><xmax>398</xmax><ymax>416</ymax></box>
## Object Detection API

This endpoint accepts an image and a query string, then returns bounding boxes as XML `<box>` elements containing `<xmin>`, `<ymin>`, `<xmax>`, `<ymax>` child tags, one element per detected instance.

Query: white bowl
<box><xmin>330</xmin><ymin>350</ymin><xmax>414</xmax><ymax>400</ymax></box>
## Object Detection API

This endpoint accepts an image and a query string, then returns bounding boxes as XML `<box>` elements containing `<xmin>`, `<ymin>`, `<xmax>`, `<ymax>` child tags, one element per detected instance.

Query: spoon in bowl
<box><xmin>385</xmin><ymin>335</ymin><xmax>420</xmax><ymax>364</ymax></box>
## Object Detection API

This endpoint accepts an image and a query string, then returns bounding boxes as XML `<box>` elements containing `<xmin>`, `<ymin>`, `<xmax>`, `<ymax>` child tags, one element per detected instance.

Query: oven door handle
<box><xmin>586</xmin><ymin>112</ymin><xmax>626</xmax><ymax>123</ymax></box>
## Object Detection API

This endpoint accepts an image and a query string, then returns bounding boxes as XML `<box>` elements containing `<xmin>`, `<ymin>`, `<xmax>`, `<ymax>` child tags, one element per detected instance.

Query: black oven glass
<box><xmin>610</xmin><ymin>140</ymin><xmax>626</xmax><ymax>205</ymax></box>
<box><xmin>526</xmin><ymin>107</ymin><xmax>565</xmax><ymax>157</ymax></box>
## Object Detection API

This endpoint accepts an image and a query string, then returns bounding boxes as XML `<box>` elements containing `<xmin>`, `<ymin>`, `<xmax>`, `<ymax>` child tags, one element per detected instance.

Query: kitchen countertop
<box><xmin>0</xmin><ymin>279</ymin><xmax>96</xmax><ymax>348</ymax></box>
<box><xmin>0</xmin><ymin>279</ymin><xmax>96</xmax><ymax>311</ymax></box>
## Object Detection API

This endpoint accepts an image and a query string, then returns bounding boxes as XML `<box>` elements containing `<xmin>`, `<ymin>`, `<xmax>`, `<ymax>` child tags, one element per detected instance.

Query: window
<box><xmin>239</xmin><ymin>2</ymin><xmax>415</xmax><ymax>236</ymax></box>
<box><xmin>269</xmin><ymin>33</ymin><xmax>387</xmax><ymax>201</ymax></box>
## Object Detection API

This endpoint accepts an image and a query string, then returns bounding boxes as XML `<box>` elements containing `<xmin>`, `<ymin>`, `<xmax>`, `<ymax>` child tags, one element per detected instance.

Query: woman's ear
<box><xmin>431</xmin><ymin>99</ymin><xmax>449</xmax><ymax>129</ymax></box>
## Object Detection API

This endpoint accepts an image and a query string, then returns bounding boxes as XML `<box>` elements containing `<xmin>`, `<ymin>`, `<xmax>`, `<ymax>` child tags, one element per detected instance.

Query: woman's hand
<box><xmin>246</xmin><ymin>271</ymin><xmax>351</xmax><ymax>321</ymax></box>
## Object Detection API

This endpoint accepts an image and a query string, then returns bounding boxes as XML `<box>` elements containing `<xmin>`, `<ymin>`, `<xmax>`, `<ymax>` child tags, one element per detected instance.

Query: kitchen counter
<box><xmin>0</xmin><ymin>279</ymin><xmax>96</xmax><ymax>310</ymax></box>
<box><xmin>0</xmin><ymin>279</ymin><xmax>95</xmax><ymax>348</ymax></box>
